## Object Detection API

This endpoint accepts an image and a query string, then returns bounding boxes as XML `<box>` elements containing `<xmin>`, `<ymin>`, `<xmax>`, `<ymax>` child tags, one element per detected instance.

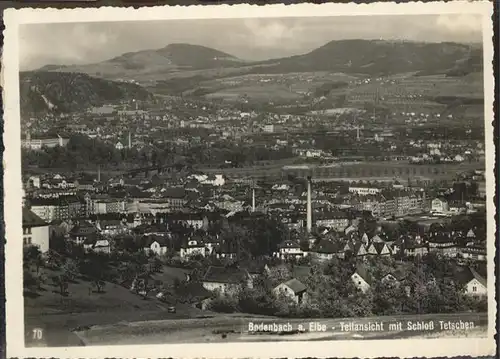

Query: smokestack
<box><xmin>252</xmin><ymin>188</ymin><xmax>256</xmax><ymax>212</ymax></box>
<box><xmin>128</xmin><ymin>132</ymin><xmax>132</xmax><ymax>149</ymax></box>
<box><xmin>307</xmin><ymin>176</ymin><xmax>312</xmax><ymax>233</ymax></box>
<box><xmin>97</xmin><ymin>165</ymin><xmax>101</xmax><ymax>182</ymax></box>
<box><xmin>356</xmin><ymin>127</ymin><xmax>360</xmax><ymax>141</ymax></box>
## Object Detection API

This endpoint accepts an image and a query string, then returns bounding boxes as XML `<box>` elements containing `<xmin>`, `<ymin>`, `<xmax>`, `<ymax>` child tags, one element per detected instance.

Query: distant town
<box><xmin>21</xmin><ymin>39</ymin><xmax>488</xmax><ymax>346</ymax></box>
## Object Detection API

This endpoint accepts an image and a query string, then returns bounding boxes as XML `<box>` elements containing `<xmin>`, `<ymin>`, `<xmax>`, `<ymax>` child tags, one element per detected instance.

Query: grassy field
<box><xmin>24</xmin><ymin>265</ymin><xmax>200</xmax><ymax>347</ymax></box>
<box><xmin>205</xmin><ymin>84</ymin><xmax>303</xmax><ymax>102</ymax></box>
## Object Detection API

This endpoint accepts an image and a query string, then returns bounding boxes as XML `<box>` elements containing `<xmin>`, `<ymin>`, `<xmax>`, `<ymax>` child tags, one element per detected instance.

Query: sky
<box><xmin>19</xmin><ymin>14</ymin><xmax>483</xmax><ymax>71</ymax></box>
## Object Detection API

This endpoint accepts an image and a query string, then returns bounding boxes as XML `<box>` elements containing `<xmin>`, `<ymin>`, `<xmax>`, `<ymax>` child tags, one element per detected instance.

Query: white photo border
<box><xmin>3</xmin><ymin>1</ymin><xmax>496</xmax><ymax>357</ymax></box>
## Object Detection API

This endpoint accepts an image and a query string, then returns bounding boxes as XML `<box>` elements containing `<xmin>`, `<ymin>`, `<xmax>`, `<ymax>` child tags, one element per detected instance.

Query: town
<box><xmin>22</xmin><ymin>92</ymin><xmax>487</xmax><ymax>328</ymax></box>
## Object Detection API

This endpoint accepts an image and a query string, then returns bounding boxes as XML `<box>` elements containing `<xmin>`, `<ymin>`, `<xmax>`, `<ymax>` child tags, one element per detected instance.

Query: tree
<box><xmin>93</xmin><ymin>280</ymin><xmax>106</xmax><ymax>294</ymax></box>
<box><xmin>148</xmin><ymin>256</ymin><xmax>163</xmax><ymax>273</ymax></box>
<box><xmin>23</xmin><ymin>268</ymin><xmax>39</xmax><ymax>291</ymax></box>
<box><xmin>372</xmin><ymin>281</ymin><xmax>406</xmax><ymax>315</ymax></box>
<box><xmin>50</xmin><ymin>233</ymin><xmax>68</xmax><ymax>254</ymax></box>
<box><xmin>79</xmin><ymin>254</ymin><xmax>109</xmax><ymax>293</ymax></box>
<box><xmin>62</xmin><ymin>259</ymin><xmax>79</xmax><ymax>281</ymax></box>
<box><xmin>51</xmin><ymin>274</ymin><xmax>69</xmax><ymax>296</ymax></box>
<box><xmin>24</xmin><ymin>245</ymin><xmax>45</xmax><ymax>279</ymax></box>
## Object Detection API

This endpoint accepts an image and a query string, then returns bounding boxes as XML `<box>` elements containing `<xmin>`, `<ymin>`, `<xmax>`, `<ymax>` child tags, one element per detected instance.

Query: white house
<box><xmin>27</xmin><ymin>176</ymin><xmax>41</xmax><ymax>189</ymax></box>
<box><xmin>84</xmin><ymin>237</ymin><xmax>111</xmax><ymax>254</ymax></box>
<box><xmin>431</xmin><ymin>198</ymin><xmax>449</xmax><ymax>213</ymax></box>
<box><xmin>351</xmin><ymin>264</ymin><xmax>372</xmax><ymax>293</ymax></box>
<box><xmin>189</xmin><ymin>174</ymin><xmax>226</xmax><ymax>187</ymax></box>
<box><xmin>22</xmin><ymin>208</ymin><xmax>50</xmax><ymax>253</ymax></box>
<box><xmin>96</xmin><ymin>220</ymin><xmax>127</xmax><ymax>236</ymax></box>
<box><xmin>273</xmin><ymin>278</ymin><xmax>308</xmax><ymax>305</ymax></box>
<box><xmin>142</xmin><ymin>235</ymin><xmax>169</xmax><ymax>256</ymax></box>
<box><xmin>180</xmin><ymin>238</ymin><xmax>207</xmax><ymax>259</ymax></box>
<box><xmin>461</xmin><ymin>268</ymin><xmax>487</xmax><ymax>297</ymax></box>
<box><xmin>276</xmin><ymin>240</ymin><xmax>305</xmax><ymax>259</ymax></box>
<box><xmin>348</xmin><ymin>186</ymin><xmax>382</xmax><ymax>196</ymax></box>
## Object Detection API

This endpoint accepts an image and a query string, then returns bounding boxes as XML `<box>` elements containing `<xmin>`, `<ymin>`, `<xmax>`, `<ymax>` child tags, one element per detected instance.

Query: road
<box><xmin>26</xmin><ymin>312</ymin><xmax>487</xmax><ymax>347</ymax></box>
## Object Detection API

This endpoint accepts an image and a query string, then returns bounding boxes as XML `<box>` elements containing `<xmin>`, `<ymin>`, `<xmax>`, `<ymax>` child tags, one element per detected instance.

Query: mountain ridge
<box><xmin>36</xmin><ymin>40</ymin><xmax>482</xmax><ymax>80</ymax></box>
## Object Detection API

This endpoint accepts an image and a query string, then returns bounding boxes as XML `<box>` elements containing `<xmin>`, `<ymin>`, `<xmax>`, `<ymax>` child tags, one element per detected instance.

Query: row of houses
<box><xmin>194</xmin><ymin>262</ymin><xmax>487</xmax><ymax>307</ymax></box>
<box><xmin>274</xmin><ymin>227</ymin><xmax>486</xmax><ymax>263</ymax></box>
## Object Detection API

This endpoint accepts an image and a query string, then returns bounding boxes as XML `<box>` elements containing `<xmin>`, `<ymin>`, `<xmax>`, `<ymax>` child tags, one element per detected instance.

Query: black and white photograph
<box><xmin>3</xmin><ymin>2</ymin><xmax>496</xmax><ymax>358</ymax></box>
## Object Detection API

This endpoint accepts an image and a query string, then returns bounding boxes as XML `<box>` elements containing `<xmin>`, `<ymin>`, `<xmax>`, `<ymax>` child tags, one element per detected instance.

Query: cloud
<box><xmin>18</xmin><ymin>15</ymin><xmax>484</xmax><ymax>70</ymax></box>
<box><xmin>242</xmin><ymin>19</ymin><xmax>305</xmax><ymax>48</ymax></box>
<box><xmin>436</xmin><ymin>14</ymin><xmax>482</xmax><ymax>36</ymax></box>
<box><xmin>19</xmin><ymin>23</ymin><xmax>118</xmax><ymax>69</ymax></box>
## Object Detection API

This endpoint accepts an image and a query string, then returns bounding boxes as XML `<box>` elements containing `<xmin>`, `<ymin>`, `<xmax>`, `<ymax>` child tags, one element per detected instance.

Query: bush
<box><xmin>206</xmin><ymin>295</ymin><xmax>238</xmax><ymax>313</ymax></box>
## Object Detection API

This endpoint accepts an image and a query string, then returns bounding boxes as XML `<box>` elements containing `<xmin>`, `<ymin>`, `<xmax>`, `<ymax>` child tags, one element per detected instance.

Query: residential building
<box><xmin>459</xmin><ymin>267</ymin><xmax>487</xmax><ymax>297</ymax></box>
<box><xmin>432</xmin><ymin>197</ymin><xmax>449</xmax><ymax>213</ymax></box>
<box><xmin>351</xmin><ymin>264</ymin><xmax>372</xmax><ymax>293</ymax></box>
<box><xmin>367</xmin><ymin>242</ymin><xmax>392</xmax><ymax>256</ymax></box>
<box><xmin>83</xmin><ymin>237</ymin><xmax>111</xmax><ymax>254</ymax></box>
<box><xmin>180</xmin><ymin>238</ymin><xmax>207</xmax><ymax>259</ymax></box>
<box><xmin>201</xmin><ymin>266</ymin><xmax>252</xmax><ymax>295</ymax></box>
<box><xmin>315</xmin><ymin>211</ymin><xmax>350</xmax><ymax>232</ymax></box>
<box><xmin>311</xmin><ymin>240</ymin><xmax>344</xmax><ymax>261</ymax></box>
<box><xmin>142</xmin><ymin>235</ymin><xmax>169</xmax><ymax>256</ymax></box>
<box><xmin>349</xmin><ymin>186</ymin><xmax>382</xmax><ymax>196</ymax></box>
<box><xmin>68</xmin><ymin>222</ymin><xmax>99</xmax><ymax>246</ymax></box>
<box><xmin>273</xmin><ymin>278</ymin><xmax>308</xmax><ymax>305</ymax></box>
<box><xmin>22</xmin><ymin>208</ymin><xmax>50</xmax><ymax>253</ymax></box>
<box><xmin>276</xmin><ymin>240</ymin><xmax>305</xmax><ymax>260</ymax></box>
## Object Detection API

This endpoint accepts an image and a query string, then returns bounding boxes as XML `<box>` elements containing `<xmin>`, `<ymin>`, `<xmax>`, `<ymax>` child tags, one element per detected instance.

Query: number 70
<box><xmin>32</xmin><ymin>328</ymin><xmax>43</xmax><ymax>340</ymax></box>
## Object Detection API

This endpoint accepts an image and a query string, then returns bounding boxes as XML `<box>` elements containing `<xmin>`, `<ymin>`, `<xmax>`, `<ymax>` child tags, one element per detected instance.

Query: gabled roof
<box><xmin>83</xmin><ymin>234</ymin><xmax>99</xmax><ymax>245</ymax></box>
<box><xmin>22</xmin><ymin>208</ymin><xmax>48</xmax><ymax>227</ymax></box>
<box><xmin>278</xmin><ymin>239</ymin><xmax>300</xmax><ymax>249</ymax></box>
<box><xmin>370</xmin><ymin>241</ymin><xmax>391</xmax><ymax>254</ymax></box>
<box><xmin>344</xmin><ymin>240</ymin><xmax>355</xmax><ymax>251</ymax></box>
<box><xmin>312</xmin><ymin>239</ymin><xmax>343</xmax><ymax>254</ymax></box>
<box><xmin>457</xmin><ymin>266</ymin><xmax>487</xmax><ymax>287</ymax></box>
<box><xmin>202</xmin><ymin>266</ymin><xmax>250</xmax><ymax>284</ymax></box>
<box><xmin>280</xmin><ymin>278</ymin><xmax>307</xmax><ymax>294</ymax></box>
<box><xmin>142</xmin><ymin>234</ymin><xmax>168</xmax><ymax>247</ymax></box>
<box><xmin>353</xmin><ymin>241</ymin><xmax>367</xmax><ymax>254</ymax></box>
<box><xmin>70</xmin><ymin>222</ymin><xmax>98</xmax><ymax>235</ymax></box>
<box><xmin>353</xmin><ymin>263</ymin><xmax>373</xmax><ymax>286</ymax></box>
<box><xmin>238</xmin><ymin>260</ymin><xmax>268</xmax><ymax>275</ymax></box>
<box><xmin>382</xmin><ymin>266</ymin><xmax>407</xmax><ymax>281</ymax></box>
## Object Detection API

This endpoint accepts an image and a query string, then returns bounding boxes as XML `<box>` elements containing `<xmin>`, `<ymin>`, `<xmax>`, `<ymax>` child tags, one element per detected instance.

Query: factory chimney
<box><xmin>306</xmin><ymin>176</ymin><xmax>312</xmax><ymax>233</ymax></box>
<box><xmin>97</xmin><ymin>165</ymin><xmax>101</xmax><ymax>182</ymax></box>
<box><xmin>252</xmin><ymin>187</ymin><xmax>256</xmax><ymax>213</ymax></box>
<box><xmin>128</xmin><ymin>132</ymin><xmax>132</xmax><ymax>149</ymax></box>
